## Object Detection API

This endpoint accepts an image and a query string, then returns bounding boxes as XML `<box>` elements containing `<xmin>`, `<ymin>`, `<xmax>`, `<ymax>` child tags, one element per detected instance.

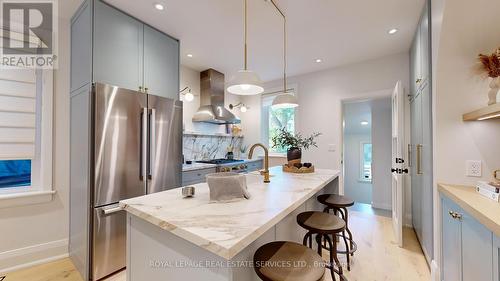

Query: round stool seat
<box><xmin>297</xmin><ymin>211</ymin><xmax>345</xmax><ymax>234</ymax></box>
<box><xmin>253</xmin><ymin>241</ymin><xmax>325</xmax><ymax>281</ymax></box>
<box><xmin>317</xmin><ymin>194</ymin><xmax>354</xmax><ymax>208</ymax></box>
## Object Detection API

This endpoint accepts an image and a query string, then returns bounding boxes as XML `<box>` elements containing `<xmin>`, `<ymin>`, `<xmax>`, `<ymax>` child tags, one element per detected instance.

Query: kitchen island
<box><xmin>120</xmin><ymin>166</ymin><xmax>340</xmax><ymax>280</ymax></box>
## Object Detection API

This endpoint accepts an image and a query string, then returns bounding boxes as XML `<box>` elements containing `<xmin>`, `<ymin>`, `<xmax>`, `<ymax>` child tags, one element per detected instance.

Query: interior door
<box><xmin>391</xmin><ymin>81</ymin><xmax>405</xmax><ymax>247</ymax></box>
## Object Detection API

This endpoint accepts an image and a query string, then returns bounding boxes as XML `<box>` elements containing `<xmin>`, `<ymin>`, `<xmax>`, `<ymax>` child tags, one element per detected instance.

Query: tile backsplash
<box><xmin>183</xmin><ymin>133</ymin><xmax>245</xmax><ymax>161</ymax></box>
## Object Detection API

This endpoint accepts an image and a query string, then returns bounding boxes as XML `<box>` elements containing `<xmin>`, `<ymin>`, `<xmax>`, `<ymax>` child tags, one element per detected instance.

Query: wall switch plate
<box><xmin>328</xmin><ymin>144</ymin><xmax>336</xmax><ymax>152</ymax></box>
<box><xmin>466</xmin><ymin>160</ymin><xmax>482</xmax><ymax>177</ymax></box>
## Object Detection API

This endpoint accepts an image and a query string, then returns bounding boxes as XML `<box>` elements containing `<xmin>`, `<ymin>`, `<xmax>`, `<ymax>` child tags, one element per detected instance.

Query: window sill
<box><xmin>0</xmin><ymin>189</ymin><xmax>56</xmax><ymax>209</ymax></box>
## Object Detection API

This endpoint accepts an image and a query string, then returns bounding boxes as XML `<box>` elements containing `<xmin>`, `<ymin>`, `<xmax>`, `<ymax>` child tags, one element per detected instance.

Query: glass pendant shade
<box><xmin>184</xmin><ymin>91</ymin><xmax>194</xmax><ymax>102</ymax></box>
<box><xmin>227</xmin><ymin>70</ymin><xmax>264</xmax><ymax>95</ymax></box>
<box><xmin>271</xmin><ymin>92</ymin><xmax>299</xmax><ymax>109</ymax></box>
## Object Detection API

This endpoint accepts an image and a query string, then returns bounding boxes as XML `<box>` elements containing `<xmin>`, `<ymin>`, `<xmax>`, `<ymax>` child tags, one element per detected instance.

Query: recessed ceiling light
<box><xmin>388</xmin><ymin>28</ymin><xmax>399</xmax><ymax>35</ymax></box>
<box><xmin>360</xmin><ymin>121</ymin><xmax>369</xmax><ymax>126</ymax></box>
<box><xmin>154</xmin><ymin>3</ymin><xmax>165</xmax><ymax>11</ymax></box>
<box><xmin>315</xmin><ymin>59</ymin><xmax>322</xmax><ymax>63</ymax></box>
<box><xmin>186</xmin><ymin>54</ymin><xmax>193</xmax><ymax>58</ymax></box>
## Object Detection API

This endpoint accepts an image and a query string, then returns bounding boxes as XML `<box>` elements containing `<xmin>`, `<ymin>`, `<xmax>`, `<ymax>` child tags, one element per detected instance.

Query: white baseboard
<box><xmin>404</xmin><ymin>213</ymin><xmax>413</xmax><ymax>227</ymax></box>
<box><xmin>0</xmin><ymin>239</ymin><xmax>68</xmax><ymax>274</ymax></box>
<box><xmin>431</xmin><ymin>259</ymin><xmax>440</xmax><ymax>281</ymax></box>
<box><xmin>371</xmin><ymin>202</ymin><xmax>391</xmax><ymax>210</ymax></box>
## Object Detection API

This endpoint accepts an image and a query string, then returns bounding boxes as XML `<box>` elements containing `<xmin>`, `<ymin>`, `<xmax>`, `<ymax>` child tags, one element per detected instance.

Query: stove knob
<box><xmin>240</xmin><ymin>164</ymin><xmax>245</xmax><ymax>169</ymax></box>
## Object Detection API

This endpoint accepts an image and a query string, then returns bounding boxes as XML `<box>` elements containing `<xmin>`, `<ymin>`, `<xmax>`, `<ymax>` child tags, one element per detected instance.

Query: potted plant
<box><xmin>478</xmin><ymin>48</ymin><xmax>500</xmax><ymax>105</ymax></box>
<box><xmin>271</xmin><ymin>128</ymin><xmax>321</xmax><ymax>165</ymax></box>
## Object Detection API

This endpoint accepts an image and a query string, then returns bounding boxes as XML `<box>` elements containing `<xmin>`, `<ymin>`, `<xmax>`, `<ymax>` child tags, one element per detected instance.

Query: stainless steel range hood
<box><xmin>192</xmin><ymin>69</ymin><xmax>240</xmax><ymax>124</ymax></box>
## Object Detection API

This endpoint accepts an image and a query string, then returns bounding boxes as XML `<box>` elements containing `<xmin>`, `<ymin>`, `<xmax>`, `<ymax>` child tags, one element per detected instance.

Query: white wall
<box><xmin>371</xmin><ymin>98</ymin><xmax>393</xmax><ymax>210</ymax></box>
<box><xmin>432</xmin><ymin>0</ymin><xmax>500</xmax><ymax>279</ymax></box>
<box><xmin>180</xmin><ymin>66</ymin><xmax>242</xmax><ymax>135</ymax></box>
<box><xmin>344</xmin><ymin>133</ymin><xmax>372</xmax><ymax>204</ymax></box>
<box><xmin>0</xmin><ymin>0</ymin><xmax>82</xmax><ymax>272</ymax></box>
<box><xmin>242</xmin><ymin>53</ymin><xmax>409</xmax><ymax>186</ymax></box>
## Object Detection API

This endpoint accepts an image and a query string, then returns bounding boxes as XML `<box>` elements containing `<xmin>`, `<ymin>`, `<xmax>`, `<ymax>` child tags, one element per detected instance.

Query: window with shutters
<box><xmin>0</xmin><ymin>67</ymin><xmax>54</xmax><ymax>205</ymax></box>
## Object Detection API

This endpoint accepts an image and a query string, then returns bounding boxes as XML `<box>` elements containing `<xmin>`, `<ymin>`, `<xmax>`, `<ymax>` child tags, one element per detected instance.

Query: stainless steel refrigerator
<box><xmin>70</xmin><ymin>83</ymin><xmax>182</xmax><ymax>281</ymax></box>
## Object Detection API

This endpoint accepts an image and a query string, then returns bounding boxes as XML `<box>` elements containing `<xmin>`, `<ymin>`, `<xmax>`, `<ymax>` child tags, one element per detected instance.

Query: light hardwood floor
<box><xmin>2</xmin><ymin>207</ymin><xmax>430</xmax><ymax>281</ymax></box>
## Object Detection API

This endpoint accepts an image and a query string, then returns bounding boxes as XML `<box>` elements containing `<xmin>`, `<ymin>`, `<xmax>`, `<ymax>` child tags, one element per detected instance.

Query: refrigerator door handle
<box><xmin>140</xmin><ymin>108</ymin><xmax>147</xmax><ymax>181</ymax></box>
<box><xmin>102</xmin><ymin>204</ymin><xmax>123</xmax><ymax>215</ymax></box>
<box><xmin>148</xmin><ymin>108</ymin><xmax>156</xmax><ymax>180</ymax></box>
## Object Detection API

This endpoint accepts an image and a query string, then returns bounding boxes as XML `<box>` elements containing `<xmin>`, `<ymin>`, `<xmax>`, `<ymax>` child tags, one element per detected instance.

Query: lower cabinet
<box><xmin>441</xmin><ymin>194</ymin><xmax>494</xmax><ymax>281</ymax></box>
<box><xmin>246</xmin><ymin>160</ymin><xmax>263</xmax><ymax>172</ymax></box>
<box><xmin>494</xmin><ymin>235</ymin><xmax>500</xmax><ymax>281</ymax></box>
<box><xmin>182</xmin><ymin>167</ymin><xmax>216</xmax><ymax>186</ymax></box>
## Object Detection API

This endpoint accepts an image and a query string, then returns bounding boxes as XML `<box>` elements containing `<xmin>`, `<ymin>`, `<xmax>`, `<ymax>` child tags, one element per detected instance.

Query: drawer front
<box><xmin>182</xmin><ymin>168</ymin><xmax>216</xmax><ymax>185</ymax></box>
<box><xmin>247</xmin><ymin>160</ymin><xmax>263</xmax><ymax>172</ymax></box>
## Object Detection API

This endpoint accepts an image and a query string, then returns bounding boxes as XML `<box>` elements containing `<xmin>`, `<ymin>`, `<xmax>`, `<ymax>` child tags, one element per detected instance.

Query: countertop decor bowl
<box><xmin>282</xmin><ymin>164</ymin><xmax>315</xmax><ymax>174</ymax></box>
<box><xmin>206</xmin><ymin>172</ymin><xmax>251</xmax><ymax>202</ymax></box>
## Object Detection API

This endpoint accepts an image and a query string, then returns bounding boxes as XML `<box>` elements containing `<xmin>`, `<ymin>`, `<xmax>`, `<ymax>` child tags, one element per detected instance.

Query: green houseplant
<box><xmin>271</xmin><ymin>128</ymin><xmax>321</xmax><ymax>165</ymax></box>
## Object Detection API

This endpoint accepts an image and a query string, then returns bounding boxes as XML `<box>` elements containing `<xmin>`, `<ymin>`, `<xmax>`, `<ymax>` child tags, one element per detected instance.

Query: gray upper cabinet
<box><xmin>93</xmin><ymin>0</ymin><xmax>143</xmax><ymax>92</ymax></box>
<box><xmin>71</xmin><ymin>0</ymin><xmax>179</xmax><ymax>98</ymax></box>
<box><xmin>419</xmin><ymin>2</ymin><xmax>430</xmax><ymax>86</ymax></box>
<box><xmin>70</xmin><ymin>1</ymin><xmax>92</xmax><ymax>93</ymax></box>
<box><xmin>143</xmin><ymin>25</ymin><xmax>179</xmax><ymax>99</ymax></box>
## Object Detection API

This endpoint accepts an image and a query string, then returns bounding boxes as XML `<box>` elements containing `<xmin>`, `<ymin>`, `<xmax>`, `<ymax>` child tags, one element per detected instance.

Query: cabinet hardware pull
<box><xmin>416</xmin><ymin>144</ymin><xmax>423</xmax><ymax>175</ymax></box>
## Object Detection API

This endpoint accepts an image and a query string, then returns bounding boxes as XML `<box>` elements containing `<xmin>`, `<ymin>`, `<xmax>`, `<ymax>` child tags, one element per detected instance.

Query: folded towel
<box><xmin>206</xmin><ymin>172</ymin><xmax>251</xmax><ymax>202</ymax></box>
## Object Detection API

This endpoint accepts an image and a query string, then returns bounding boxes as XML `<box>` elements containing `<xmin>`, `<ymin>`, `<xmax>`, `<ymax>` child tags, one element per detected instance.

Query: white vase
<box><xmin>487</xmin><ymin>77</ymin><xmax>500</xmax><ymax>105</ymax></box>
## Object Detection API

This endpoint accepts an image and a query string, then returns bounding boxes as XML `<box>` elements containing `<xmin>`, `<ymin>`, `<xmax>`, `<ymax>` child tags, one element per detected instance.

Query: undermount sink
<box><xmin>206</xmin><ymin>172</ymin><xmax>251</xmax><ymax>202</ymax></box>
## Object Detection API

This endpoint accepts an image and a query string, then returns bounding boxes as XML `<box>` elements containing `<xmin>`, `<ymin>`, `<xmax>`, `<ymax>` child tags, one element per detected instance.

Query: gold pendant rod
<box><xmin>244</xmin><ymin>0</ymin><xmax>248</xmax><ymax>70</ymax></box>
<box><xmin>270</xmin><ymin>0</ymin><xmax>287</xmax><ymax>93</ymax></box>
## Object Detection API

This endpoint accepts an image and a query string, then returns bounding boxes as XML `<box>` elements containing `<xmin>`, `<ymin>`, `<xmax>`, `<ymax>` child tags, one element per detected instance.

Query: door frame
<box><xmin>339</xmin><ymin>90</ymin><xmax>393</xmax><ymax>197</ymax></box>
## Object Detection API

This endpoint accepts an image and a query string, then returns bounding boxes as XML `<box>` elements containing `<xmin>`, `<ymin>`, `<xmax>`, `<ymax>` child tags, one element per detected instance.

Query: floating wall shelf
<box><xmin>463</xmin><ymin>103</ymin><xmax>500</xmax><ymax>121</ymax></box>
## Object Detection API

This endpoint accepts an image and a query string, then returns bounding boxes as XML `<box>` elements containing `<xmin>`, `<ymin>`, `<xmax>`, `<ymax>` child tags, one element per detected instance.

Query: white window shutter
<box><xmin>0</xmin><ymin>68</ymin><xmax>37</xmax><ymax>160</ymax></box>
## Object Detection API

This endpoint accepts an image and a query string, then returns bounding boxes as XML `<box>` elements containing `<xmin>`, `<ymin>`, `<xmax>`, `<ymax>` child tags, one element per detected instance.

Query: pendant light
<box><xmin>227</xmin><ymin>0</ymin><xmax>264</xmax><ymax>95</ymax></box>
<box><xmin>270</xmin><ymin>0</ymin><xmax>298</xmax><ymax>109</ymax></box>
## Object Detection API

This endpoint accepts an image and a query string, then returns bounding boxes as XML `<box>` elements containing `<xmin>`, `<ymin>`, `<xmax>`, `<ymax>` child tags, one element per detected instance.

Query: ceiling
<box><xmin>105</xmin><ymin>0</ymin><xmax>424</xmax><ymax>82</ymax></box>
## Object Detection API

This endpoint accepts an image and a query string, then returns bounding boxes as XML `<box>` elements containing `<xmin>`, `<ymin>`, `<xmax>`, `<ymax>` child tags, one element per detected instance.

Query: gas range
<box><xmin>196</xmin><ymin>159</ymin><xmax>248</xmax><ymax>173</ymax></box>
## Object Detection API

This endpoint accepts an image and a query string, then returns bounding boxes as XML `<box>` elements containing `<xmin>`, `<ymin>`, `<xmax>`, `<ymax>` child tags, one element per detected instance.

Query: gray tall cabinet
<box><xmin>410</xmin><ymin>0</ymin><xmax>433</xmax><ymax>265</ymax></box>
<box><xmin>69</xmin><ymin>1</ymin><xmax>179</xmax><ymax>280</ymax></box>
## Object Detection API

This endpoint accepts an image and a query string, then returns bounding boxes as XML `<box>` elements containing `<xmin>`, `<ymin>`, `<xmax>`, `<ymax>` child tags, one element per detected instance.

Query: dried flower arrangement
<box><xmin>478</xmin><ymin>48</ymin><xmax>500</xmax><ymax>78</ymax></box>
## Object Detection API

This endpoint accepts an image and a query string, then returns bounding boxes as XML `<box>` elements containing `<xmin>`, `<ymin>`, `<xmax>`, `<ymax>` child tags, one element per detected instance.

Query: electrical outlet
<box><xmin>328</xmin><ymin>144</ymin><xmax>336</xmax><ymax>152</ymax></box>
<box><xmin>466</xmin><ymin>160</ymin><xmax>482</xmax><ymax>177</ymax></box>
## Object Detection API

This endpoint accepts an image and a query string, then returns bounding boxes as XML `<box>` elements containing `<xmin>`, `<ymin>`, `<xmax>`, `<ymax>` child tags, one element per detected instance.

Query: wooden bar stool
<box><xmin>296</xmin><ymin>211</ymin><xmax>348</xmax><ymax>281</ymax></box>
<box><xmin>253</xmin><ymin>241</ymin><xmax>325</xmax><ymax>281</ymax></box>
<box><xmin>317</xmin><ymin>194</ymin><xmax>357</xmax><ymax>261</ymax></box>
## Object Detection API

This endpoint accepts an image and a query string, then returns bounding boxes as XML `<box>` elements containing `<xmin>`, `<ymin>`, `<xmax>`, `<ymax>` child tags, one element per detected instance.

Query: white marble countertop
<box><xmin>120</xmin><ymin>166</ymin><xmax>340</xmax><ymax>259</ymax></box>
<box><xmin>439</xmin><ymin>183</ymin><xmax>500</xmax><ymax>237</ymax></box>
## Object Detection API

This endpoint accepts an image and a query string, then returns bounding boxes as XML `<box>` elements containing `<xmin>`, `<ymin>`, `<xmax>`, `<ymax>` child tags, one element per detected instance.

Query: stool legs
<box><xmin>306</xmin><ymin>233</ymin><xmax>342</xmax><ymax>281</ymax></box>
<box><xmin>337</xmin><ymin>207</ymin><xmax>354</xmax><ymax>256</ymax></box>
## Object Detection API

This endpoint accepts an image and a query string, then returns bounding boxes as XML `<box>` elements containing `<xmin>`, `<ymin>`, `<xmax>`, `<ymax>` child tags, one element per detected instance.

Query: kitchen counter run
<box><xmin>181</xmin><ymin>158</ymin><xmax>263</xmax><ymax>172</ymax></box>
<box><xmin>120</xmin><ymin>166</ymin><xmax>340</xmax><ymax>259</ymax></box>
<box><xmin>438</xmin><ymin>183</ymin><xmax>500</xmax><ymax>237</ymax></box>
